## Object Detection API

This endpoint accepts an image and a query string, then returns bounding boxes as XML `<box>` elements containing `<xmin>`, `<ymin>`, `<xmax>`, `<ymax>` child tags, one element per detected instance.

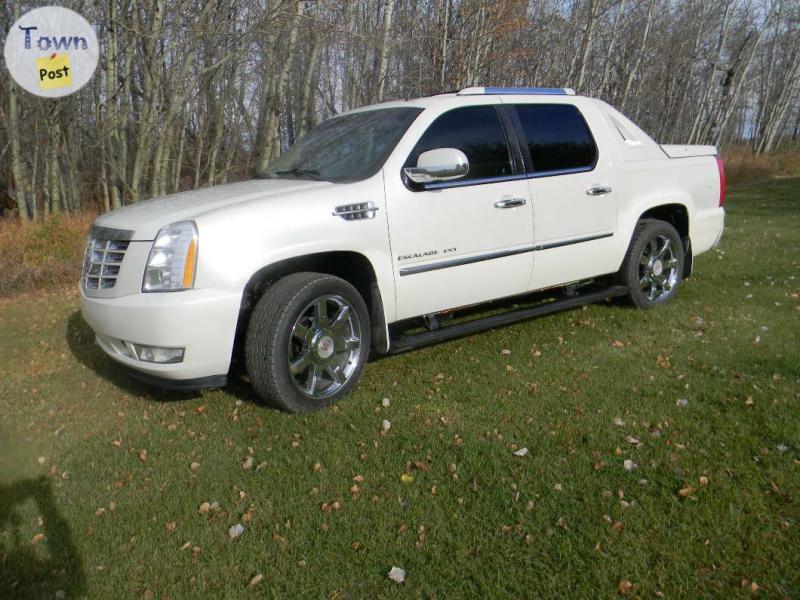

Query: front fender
<box><xmin>192</xmin><ymin>175</ymin><xmax>397</xmax><ymax>332</ymax></box>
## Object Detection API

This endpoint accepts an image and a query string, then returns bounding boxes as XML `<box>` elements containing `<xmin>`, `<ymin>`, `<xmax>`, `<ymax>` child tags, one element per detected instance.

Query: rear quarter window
<box><xmin>513</xmin><ymin>104</ymin><xmax>597</xmax><ymax>174</ymax></box>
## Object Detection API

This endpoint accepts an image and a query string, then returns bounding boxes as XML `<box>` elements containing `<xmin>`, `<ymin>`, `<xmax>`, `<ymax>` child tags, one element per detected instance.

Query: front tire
<box><xmin>245</xmin><ymin>273</ymin><xmax>371</xmax><ymax>412</ymax></box>
<box><xmin>619</xmin><ymin>219</ymin><xmax>684</xmax><ymax>309</ymax></box>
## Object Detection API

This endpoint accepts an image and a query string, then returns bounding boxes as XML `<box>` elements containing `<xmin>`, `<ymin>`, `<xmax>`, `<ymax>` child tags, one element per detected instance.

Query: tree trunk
<box><xmin>375</xmin><ymin>0</ymin><xmax>395</xmax><ymax>102</ymax></box>
<box><xmin>7</xmin><ymin>2</ymin><xmax>29</xmax><ymax>222</ymax></box>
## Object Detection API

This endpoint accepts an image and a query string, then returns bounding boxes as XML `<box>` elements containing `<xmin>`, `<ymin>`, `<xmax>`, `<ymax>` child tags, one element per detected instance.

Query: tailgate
<box><xmin>660</xmin><ymin>144</ymin><xmax>717</xmax><ymax>158</ymax></box>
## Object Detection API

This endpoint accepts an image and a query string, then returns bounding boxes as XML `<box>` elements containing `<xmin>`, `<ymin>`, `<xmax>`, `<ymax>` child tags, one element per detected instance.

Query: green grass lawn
<box><xmin>1</xmin><ymin>180</ymin><xmax>798</xmax><ymax>598</ymax></box>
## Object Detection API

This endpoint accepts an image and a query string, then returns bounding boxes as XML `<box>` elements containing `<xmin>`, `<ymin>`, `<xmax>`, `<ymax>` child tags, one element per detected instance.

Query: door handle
<box><xmin>586</xmin><ymin>185</ymin><xmax>613</xmax><ymax>196</ymax></box>
<box><xmin>494</xmin><ymin>197</ymin><xmax>527</xmax><ymax>209</ymax></box>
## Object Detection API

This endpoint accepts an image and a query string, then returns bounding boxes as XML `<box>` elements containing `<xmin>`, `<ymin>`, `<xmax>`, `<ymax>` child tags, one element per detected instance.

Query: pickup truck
<box><xmin>80</xmin><ymin>87</ymin><xmax>725</xmax><ymax>411</ymax></box>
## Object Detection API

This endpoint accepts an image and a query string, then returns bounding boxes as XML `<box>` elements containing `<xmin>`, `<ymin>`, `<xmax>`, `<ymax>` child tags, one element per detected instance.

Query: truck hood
<box><xmin>94</xmin><ymin>178</ymin><xmax>331</xmax><ymax>240</ymax></box>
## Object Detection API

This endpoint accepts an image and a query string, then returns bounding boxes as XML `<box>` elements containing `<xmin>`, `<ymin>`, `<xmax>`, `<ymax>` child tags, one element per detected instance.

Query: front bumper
<box><xmin>80</xmin><ymin>286</ymin><xmax>242</xmax><ymax>382</ymax></box>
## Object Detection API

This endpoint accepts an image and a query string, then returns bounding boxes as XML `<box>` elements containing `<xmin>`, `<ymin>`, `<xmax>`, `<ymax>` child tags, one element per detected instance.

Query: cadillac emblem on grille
<box><xmin>82</xmin><ymin>226</ymin><xmax>133</xmax><ymax>290</ymax></box>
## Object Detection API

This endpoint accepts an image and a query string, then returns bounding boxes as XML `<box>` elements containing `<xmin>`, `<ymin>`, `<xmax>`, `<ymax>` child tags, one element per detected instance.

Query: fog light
<box><xmin>132</xmin><ymin>344</ymin><xmax>185</xmax><ymax>364</ymax></box>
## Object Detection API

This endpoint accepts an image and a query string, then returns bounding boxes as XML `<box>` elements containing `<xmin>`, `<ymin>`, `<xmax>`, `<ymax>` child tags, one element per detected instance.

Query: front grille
<box><xmin>82</xmin><ymin>226</ymin><xmax>133</xmax><ymax>290</ymax></box>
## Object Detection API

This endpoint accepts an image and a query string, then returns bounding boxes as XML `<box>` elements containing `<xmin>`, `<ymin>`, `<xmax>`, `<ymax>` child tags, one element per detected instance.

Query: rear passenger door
<box><xmin>385</xmin><ymin>104</ymin><xmax>535</xmax><ymax>320</ymax></box>
<box><xmin>507</xmin><ymin>102</ymin><xmax>618</xmax><ymax>290</ymax></box>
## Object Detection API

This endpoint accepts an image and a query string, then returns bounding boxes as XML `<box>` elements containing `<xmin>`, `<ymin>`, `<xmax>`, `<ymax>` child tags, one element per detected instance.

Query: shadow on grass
<box><xmin>0</xmin><ymin>477</ymin><xmax>86</xmax><ymax>598</ymax></box>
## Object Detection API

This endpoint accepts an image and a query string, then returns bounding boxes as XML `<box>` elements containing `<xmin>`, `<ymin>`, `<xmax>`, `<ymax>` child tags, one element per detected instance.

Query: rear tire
<box><xmin>245</xmin><ymin>273</ymin><xmax>371</xmax><ymax>412</ymax></box>
<box><xmin>618</xmin><ymin>219</ymin><xmax>684</xmax><ymax>309</ymax></box>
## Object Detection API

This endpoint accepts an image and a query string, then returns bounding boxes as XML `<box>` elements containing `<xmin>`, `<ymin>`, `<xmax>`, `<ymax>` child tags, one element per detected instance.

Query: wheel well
<box><xmin>639</xmin><ymin>203</ymin><xmax>692</xmax><ymax>278</ymax></box>
<box><xmin>232</xmin><ymin>252</ymin><xmax>387</xmax><ymax>367</ymax></box>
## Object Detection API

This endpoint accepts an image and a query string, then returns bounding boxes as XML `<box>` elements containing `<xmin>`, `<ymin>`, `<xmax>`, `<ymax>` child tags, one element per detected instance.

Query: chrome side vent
<box><xmin>333</xmin><ymin>202</ymin><xmax>379</xmax><ymax>221</ymax></box>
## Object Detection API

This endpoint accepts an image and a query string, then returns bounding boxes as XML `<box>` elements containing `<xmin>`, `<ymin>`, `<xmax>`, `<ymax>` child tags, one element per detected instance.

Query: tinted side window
<box><xmin>514</xmin><ymin>104</ymin><xmax>597</xmax><ymax>173</ymax></box>
<box><xmin>406</xmin><ymin>106</ymin><xmax>512</xmax><ymax>181</ymax></box>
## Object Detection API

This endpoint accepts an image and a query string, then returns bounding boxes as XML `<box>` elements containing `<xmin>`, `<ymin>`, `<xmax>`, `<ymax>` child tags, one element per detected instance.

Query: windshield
<box><xmin>258</xmin><ymin>107</ymin><xmax>422</xmax><ymax>183</ymax></box>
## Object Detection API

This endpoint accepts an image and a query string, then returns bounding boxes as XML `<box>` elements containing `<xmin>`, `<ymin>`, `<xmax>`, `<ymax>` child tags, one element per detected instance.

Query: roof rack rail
<box><xmin>458</xmin><ymin>86</ymin><xmax>576</xmax><ymax>96</ymax></box>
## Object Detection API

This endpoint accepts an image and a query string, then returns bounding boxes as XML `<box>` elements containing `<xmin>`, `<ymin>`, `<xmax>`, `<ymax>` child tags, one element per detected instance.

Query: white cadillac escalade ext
<box><xmin>80</xmin><ymin>87</ymin><xmax>725</xmax><ymax>411</ymax></box>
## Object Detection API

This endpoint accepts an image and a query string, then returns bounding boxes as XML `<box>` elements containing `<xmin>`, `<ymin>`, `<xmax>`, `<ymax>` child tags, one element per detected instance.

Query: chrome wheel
<box><xmin>639</xmin><ymin>235</ymin><xmax>679</xmax><ymax>302</ymax></box>
<box><xmin>287</xmin><ymin>294</ymin><xmax>362</xmax><ymax>399</ymax></box>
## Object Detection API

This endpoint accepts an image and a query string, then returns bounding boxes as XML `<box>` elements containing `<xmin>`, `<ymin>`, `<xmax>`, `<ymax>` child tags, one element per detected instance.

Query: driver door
<box><xmin>384</xmin><ymin>105</ymin><xmax>535</xmax><ymax>321</ymax></box>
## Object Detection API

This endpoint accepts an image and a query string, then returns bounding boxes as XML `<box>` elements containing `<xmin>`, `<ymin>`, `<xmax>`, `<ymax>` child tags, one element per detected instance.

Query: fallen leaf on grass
<box><xmin>198</xmin><ymin>501</ymin><xmax>220</xmax><ymax>514</ymax></box>
<box><xmin>229</xmin><ymin>523</ymin><xmax>244</xmax><ymax>539</ymax></box>
<box><xmin>353</xmin><ymin>474</ymin><xmax>364</xmax><ymax>483</ymax></box>
<box><xmin>32</xmin><ymin>533</ymin><xmax>45</xmax><ymax>544</ymax></box>
<box><xmin>249</xmin><ymin>574</ymin><xmax>264</xmax><ymax>587</ymax></box>
<box><xmin>138</xmin><ymin>449</ymin><xmax>148</xmax><ymax>462</ymax></box>
<box><xmin>387</xmin><ymin>566</ymin><xmax>406</xmax><ymax>584</ymax></box>
<box><xmin>513</xmin><ymin>447</ymin><xmax>529</xmax><ymax>457</ymax></box>
<box><xmin>382</xmin><ymin>420</ymin><xmax>391</xmax><ymax>432</ymax></box>
<box><xmin>242</xmin><ymin>456</ymin><xmax>254</xmax><ymax>470</ymax></box>
<box><xmin>625</xmin><ymin>436</ymin><xmax>640</xmax><ymax>445</ymax></box>
<box><xmin>618</xmin><ymin>579</ymin><xmax>633</xmax><ymax>594</ymax></box>
<box><xmin>612</xmin><ymin>340</ymin><xmax>624</xmax><ymax>349</ymax></box>
<box><xmin>400</xmin><ymin>474</ymin><xmax>414</xmax><ymax>484</ymax></box>
<box><xmin>381</xmin><ymin>398</ymin><xmax>391</xmax><ymax>407</ymax></box>
<box><xmin>190</xmin><ymin>462</ymin><xmax>200</xmax><ymax>472</ymax></box>
<box><xmin>676</xmin><ymin>398</ymin><xmax>689</xmax><ymax>407</ymax></box>
<box><xmin>678</xmin><ymin>486</ymin><xmax>694</xmax><ymax>497</ymax></box>
<box><xmin>699</xmin><ymin>476</ymin><xmax>709</xmax><ymax>486</ymax></box>
<box><xmin>165</xmin><ymin>521</ymin><xmax>176</xmax><ymax>532</ymax></box>
<box><xmin>613</xmin><ymin>418</ymin><xmax>625</xmax><ymax>426</ymax></box>
<box><xmin>623</xmin><ymin>459</ymin><xmax>637</xmax><ymax>472</ymax></box>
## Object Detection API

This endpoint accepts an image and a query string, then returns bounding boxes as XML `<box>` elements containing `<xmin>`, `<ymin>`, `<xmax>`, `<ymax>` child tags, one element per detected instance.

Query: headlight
<box><xmin>142</xmin><ymin>221</ymin><xmax>198</xmax><ymax>292</ymax></box>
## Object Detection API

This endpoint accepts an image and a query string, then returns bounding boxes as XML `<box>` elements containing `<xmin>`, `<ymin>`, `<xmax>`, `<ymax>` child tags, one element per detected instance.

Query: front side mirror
<box><xmin>403</xmin><ymin>148</ymin><xmax>469</xmax><ymax>184</ymax></box>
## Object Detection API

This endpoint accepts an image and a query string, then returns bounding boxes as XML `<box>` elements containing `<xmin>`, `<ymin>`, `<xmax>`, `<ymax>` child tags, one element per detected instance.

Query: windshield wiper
<box><xmin>273</xmin><ymin>168</ymin><xmax>325</xmax><ymax>181</ymax></box>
